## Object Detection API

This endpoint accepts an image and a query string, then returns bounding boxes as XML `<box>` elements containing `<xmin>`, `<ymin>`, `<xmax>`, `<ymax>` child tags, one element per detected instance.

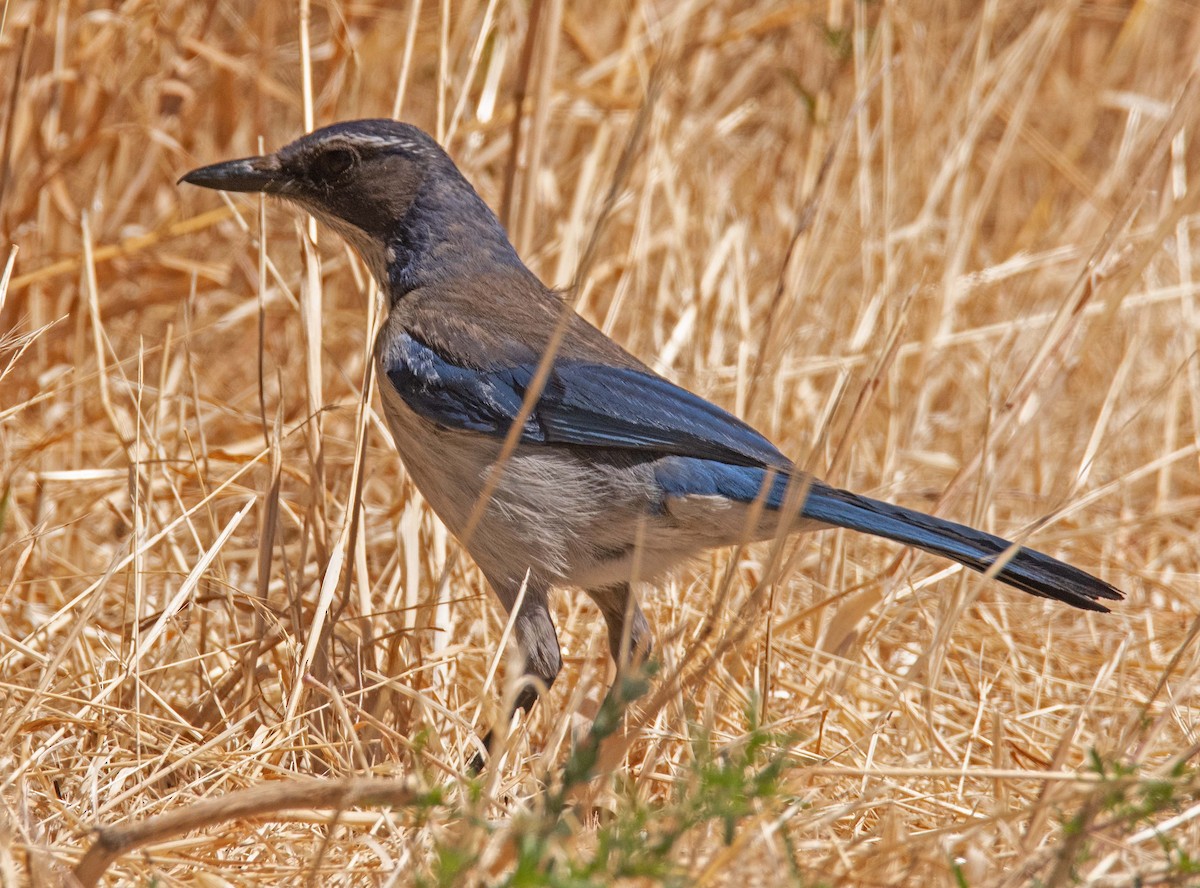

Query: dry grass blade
<box><xmin>72</xmin><ymin>775</ymin><xmax>421</xmax><ymax>887</ymax></box>
<box><xmin>0</xmin><ymin>244</ymin><xmax>18</xmax><ymax>325</ymax></box>
<box><xmin>6</xmin><ymin>208</ymin><xmax>235</xmax><ymax>293</ymax></box>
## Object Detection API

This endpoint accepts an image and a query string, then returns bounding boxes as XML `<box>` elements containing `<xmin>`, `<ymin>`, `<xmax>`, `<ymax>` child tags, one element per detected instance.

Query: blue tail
<box><xmin>795</xmin><ymin>480</ymin><xmax>1122</xmax><ymax>612</ymax></box>
<box><xmin>654</xmin><ymin>458</ymin><xmax>1123</xmax><ymax>612</ymax></box>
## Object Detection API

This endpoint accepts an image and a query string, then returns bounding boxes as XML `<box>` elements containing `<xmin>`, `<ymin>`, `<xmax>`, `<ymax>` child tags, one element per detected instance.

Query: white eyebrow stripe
<box><xmin>329</xmin><ymin>134</ymin><xmax>429</xmax><ymax>154</ymax></box>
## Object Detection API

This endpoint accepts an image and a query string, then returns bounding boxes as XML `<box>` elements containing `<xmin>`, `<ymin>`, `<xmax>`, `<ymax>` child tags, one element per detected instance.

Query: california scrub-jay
<box><xmin>182</xmin><ymin>119</ymin><xmax>1122</xmax><ymax>763</ymax></box>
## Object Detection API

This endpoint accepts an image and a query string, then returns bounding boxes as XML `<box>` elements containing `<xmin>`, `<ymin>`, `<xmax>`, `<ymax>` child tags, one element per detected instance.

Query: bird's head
<box><xmin>181</xmin><ymin>119</ymin><xmax>462</xmax><ymax>284</ymax></box>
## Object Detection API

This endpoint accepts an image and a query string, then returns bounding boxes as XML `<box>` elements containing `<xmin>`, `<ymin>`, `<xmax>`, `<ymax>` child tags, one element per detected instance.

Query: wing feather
<box><xmin>384</xmin><ymin>332</ymin><xmax>789</xmax><ymax>469</ymax></box>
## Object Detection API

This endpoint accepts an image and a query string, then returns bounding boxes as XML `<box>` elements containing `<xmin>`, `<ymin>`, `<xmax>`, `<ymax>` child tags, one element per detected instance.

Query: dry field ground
<box><xmin>2</xmin><ymin>1</ymin><xmax>1199</xmax><ymax>885</ymax></box>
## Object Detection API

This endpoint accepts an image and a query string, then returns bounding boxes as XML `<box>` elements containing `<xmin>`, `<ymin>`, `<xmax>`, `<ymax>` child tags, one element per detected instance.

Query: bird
<box><xmin>181</xmin><ymin>118</ymin><xmax>1123</xmax><ymax>767</ymax></box>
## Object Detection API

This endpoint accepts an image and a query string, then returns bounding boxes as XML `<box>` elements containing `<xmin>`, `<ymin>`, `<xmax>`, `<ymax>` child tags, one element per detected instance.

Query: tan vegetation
<box><xmin>2</xmin><ymin>1</ymin><xmax>1198</xmax><ymax>885</ymax></box>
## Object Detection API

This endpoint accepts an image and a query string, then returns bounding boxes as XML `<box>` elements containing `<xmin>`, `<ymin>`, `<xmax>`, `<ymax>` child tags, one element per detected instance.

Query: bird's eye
<box><xmin>311</xmin><ymin>147</ymin><xmax>355</xmax><ymax>182</ymax></box>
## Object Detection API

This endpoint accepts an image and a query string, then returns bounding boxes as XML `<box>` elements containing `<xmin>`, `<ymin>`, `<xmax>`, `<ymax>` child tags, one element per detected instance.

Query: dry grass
<box><xmin>2</xmin><ymin>0</ymin><xmax>1199</xmax><ymax>885</ymax></box>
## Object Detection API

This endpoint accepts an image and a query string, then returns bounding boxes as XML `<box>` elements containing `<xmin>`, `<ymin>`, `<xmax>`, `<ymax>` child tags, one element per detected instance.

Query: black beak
<box><xmin>178</xmin><ymin>155</ymin><xmax>286</xmax><ymax>193</ymax></box>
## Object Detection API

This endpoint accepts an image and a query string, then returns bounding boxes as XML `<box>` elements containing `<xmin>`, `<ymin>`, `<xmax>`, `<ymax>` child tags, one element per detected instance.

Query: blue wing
<box><xmin>384</xmin><ymin>332</ymin><xmax>790</xmax><ymax>469</ymax></box>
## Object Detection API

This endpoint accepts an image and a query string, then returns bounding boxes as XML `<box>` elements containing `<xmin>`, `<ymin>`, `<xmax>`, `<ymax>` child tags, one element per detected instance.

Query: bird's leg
<box><xmin>470</xmin><ymin>575</ymin><xmax>561</xmax><ymax>772</ymax></box>
<box><xmin>587</xmin><ymin>582</ymin><xmax>653</xmax><ymax>669</ymax></box>
<box><xmin>585</xmin><ymin>582</ymin><xmax>654</xmax><ymax>717</ymax></box>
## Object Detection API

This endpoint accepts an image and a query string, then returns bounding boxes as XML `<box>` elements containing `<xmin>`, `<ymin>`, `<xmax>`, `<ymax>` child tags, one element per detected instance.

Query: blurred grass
<box><xmin>1</xmin><ymin>1</ymin><xmax>1199</xmax><ymax>885</ymax></box>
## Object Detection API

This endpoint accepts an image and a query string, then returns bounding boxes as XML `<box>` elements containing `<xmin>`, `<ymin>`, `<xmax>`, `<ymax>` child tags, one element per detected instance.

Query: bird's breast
<box><xmin>374</xmin><ymin>358</ymin><xmax>484</xmax><ymax>532</ymax></box>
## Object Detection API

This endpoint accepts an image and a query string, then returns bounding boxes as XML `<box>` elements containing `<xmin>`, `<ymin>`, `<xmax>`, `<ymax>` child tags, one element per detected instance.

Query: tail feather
<box><xmin>792</xmin><ymin>481</ymin><xmax>1123</xmax><ymax>612</ymax></box>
